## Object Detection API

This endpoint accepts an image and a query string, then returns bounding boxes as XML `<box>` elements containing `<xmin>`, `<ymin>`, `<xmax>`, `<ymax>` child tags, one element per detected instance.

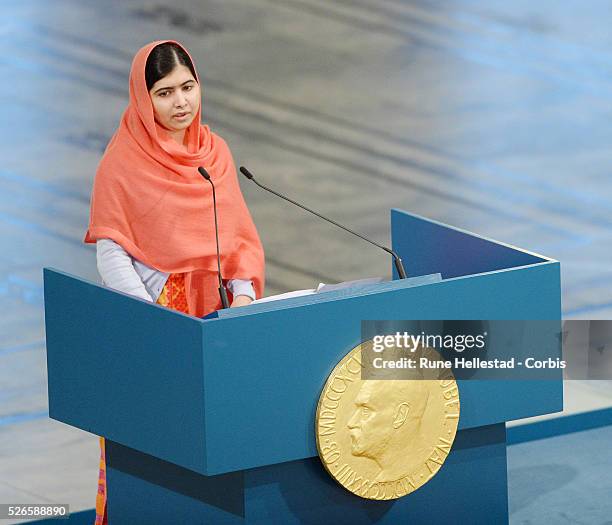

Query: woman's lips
<box><xmin>173</xmin><ymin>112</ymin><xmax>190</xmax><ymax>121</ymax></box>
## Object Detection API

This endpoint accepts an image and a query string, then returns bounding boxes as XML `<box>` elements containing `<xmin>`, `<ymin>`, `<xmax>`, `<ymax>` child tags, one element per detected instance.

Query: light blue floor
<box><xmin>508</xmin><ymin>425</ymin><xmax>612</xmax><ymax>524</ymax></box>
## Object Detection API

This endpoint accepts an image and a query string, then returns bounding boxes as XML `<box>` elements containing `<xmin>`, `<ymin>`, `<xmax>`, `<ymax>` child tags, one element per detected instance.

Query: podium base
<box><xmin>106</xmin><ymin>423</ymin><xmax>508</xmax><ymax>524</ymax></box>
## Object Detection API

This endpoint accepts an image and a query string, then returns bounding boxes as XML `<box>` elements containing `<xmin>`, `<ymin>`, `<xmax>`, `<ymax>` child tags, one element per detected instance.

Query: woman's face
<box><xmin>149</xmin><ymin>64</ymin><xmax>200</xmax><ymax>135</ymax></box>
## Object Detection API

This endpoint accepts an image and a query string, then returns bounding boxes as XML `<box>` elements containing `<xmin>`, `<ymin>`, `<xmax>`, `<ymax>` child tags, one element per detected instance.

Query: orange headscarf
<box><xmin>84</xmin><ymin>40</ymin><xmax>265</xmax><ymax>316</ymax></box>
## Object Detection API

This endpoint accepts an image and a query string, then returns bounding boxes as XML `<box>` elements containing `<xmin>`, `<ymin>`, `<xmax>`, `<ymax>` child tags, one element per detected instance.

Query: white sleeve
<box><xmin>96</xmin><ymin>238</ymin><xmax>154</xmax><ymax>302</ymax></box>
<box><xmin>227</xmin><ymin>279</ymin><xmax>256</xmax><ymax>301</ymax></box>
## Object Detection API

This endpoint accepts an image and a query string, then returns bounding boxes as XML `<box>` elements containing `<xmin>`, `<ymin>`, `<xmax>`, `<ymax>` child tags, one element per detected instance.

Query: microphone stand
<box><xmin>239</xmin><ymin>166</ymin><xmax>407</xmax><ymax>279</ymax></box>
<box><xmin>198</xmin><ymin>167</ymin><xmax>230</xmax><ymax>309</ymax></box>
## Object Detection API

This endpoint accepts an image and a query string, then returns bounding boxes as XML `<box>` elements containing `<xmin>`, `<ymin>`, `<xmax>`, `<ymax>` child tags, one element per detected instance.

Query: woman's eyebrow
<box><xmin>153</xmin><ymin>79</ymin><xmax>195</xmax><ymax>93</ymax></box>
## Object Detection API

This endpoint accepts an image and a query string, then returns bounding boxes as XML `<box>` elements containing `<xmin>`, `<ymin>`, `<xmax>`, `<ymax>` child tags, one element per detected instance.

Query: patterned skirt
<box><xmin>94</xmin><ymin>273</ymin><xmax>190</xmax><ymax>524</ymax></box>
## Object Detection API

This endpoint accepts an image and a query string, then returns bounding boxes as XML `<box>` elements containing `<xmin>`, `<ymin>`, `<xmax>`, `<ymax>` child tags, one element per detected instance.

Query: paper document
<box><xmin>252</xmin><ymin>277</ymin><xmax>386</xmax><ymax>304</ymax></box>
<box><xmin>316</xmin><ymin>277</ymin><xmax>384</xmax><ymax>293</ymax></box>
<box><xmin>252</xmin><ymin>288</ymin><xmax>317</xmax><ymax>304</ymax></box>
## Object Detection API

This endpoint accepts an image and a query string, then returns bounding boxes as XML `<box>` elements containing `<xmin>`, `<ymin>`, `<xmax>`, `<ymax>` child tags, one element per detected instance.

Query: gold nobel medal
<box><xmin>316</xmin><ymin>341</ymin><xmax>460</xmax><ymax>500</ymax></box>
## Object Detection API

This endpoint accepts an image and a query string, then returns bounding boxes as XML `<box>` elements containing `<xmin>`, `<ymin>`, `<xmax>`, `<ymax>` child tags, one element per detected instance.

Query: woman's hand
<box><xmin>230</xmin><ymin>295</ymin><xmax>253</xmax><ymax>308</ymax></box>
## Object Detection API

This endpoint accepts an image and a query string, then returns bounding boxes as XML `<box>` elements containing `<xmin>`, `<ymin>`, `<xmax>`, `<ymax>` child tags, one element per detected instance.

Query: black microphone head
<box><xmin>198</xmin><ymin>166</ymin><xmax>211</xmax><ymax>180</ymax></box>
<box><xmin>239</xmin><ymin>166</ymin><xmax>254</xmax><ymax>180</ymax></box>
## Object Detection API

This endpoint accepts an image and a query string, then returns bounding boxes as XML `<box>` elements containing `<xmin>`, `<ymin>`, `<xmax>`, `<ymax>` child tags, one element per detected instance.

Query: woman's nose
<box><xmin>174</xmin><ymin>92</ymin><xmax>187</xmax><ymax>107</ymax></box>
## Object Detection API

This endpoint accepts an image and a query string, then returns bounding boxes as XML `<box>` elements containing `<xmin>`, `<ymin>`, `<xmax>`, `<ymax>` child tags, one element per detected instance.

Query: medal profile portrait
<box><xmin>316</xmin><ymin>341</ymin><xmax>460</xmax><ymax>500</ymax></box>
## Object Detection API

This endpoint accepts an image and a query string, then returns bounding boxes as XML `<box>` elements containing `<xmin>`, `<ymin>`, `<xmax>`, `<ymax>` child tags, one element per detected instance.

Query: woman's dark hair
<box><xmin>145</xmin><ymin>42</ymin><xmax>197</xmax><ymax>91</ymax></box>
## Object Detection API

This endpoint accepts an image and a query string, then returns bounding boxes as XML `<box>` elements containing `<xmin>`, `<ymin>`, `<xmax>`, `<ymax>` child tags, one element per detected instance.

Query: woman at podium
<box><xmin>83</xmin><ymin>40</ymin><xmax>265</xmax><ymax>524</ymax></box>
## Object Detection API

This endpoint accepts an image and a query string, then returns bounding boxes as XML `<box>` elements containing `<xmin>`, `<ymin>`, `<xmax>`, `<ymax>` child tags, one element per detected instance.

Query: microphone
<box><xmin>198</xmin><ymin>167</ymin><xmax>230</xmax><ymax>309</ymax></box>
<box><xmin>239</xmin><ymin>166</ymin><xmax>407</xmax><ymax>279</ymax></box>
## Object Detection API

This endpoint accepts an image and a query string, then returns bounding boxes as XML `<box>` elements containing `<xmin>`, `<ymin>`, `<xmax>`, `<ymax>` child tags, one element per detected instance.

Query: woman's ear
<box><xmin>392</xmin><ymin>402</ymin><xmax>409</xmax><ymax>429</ymax></box>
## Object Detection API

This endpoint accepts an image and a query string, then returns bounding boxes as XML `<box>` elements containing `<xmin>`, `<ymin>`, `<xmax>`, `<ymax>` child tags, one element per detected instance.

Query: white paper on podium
<box><xmin>252</xmin><ymin>277</ymin><xmax>385</xmax><ymax>305</ymax></box>
<box><xmin>316</xmin><ymin>277</ymin><xmax>384</xmax><ymax>293</ymax></box>
<box><xmin>251</xmin><ymin>288</ymin><xmax>317</xmax><ymax>304</ymax></box>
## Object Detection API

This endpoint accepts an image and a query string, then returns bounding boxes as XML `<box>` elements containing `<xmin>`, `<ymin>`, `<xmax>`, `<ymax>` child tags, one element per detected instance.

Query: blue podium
<box><xmin>43</xmin><ymin>210</ymin><xmax>561</xmax><ymax>524</ymax></box>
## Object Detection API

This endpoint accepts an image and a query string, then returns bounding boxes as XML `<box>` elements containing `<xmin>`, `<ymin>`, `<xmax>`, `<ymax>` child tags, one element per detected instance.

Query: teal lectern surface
<box><xmin>43</xmin><ymin>210</ymin><xmax>561</xmax><ymax>524</ymax></box>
